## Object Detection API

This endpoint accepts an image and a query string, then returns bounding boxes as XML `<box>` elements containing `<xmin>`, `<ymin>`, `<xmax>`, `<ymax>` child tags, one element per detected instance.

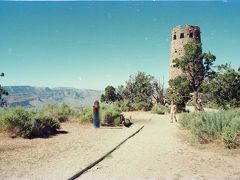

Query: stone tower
<box><xmin>169</xmin><ymin>25</ymin><xmax>201</xmax><ymax>80</ymax></box>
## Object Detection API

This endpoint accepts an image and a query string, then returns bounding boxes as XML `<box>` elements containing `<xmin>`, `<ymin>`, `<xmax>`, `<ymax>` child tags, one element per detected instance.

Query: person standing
<box><xmin>93</xmin><ymin>100</ymin><xmax>100</xmax><ymax>128</ymax></box>
<box><xmin>170</xmin><ymin>101</ymin><xmax>177</xmax><ymax>123</ymax></box>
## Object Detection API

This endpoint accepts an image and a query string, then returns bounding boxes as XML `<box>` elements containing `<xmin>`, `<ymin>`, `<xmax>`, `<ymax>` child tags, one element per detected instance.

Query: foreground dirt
<box><xmin>1</xmin><ymin>112</ymin><xmax>240</xmax><ymax>180</ymax></box>
<box><xmin>0</xmin><ymin>121</ymin><xmax>142</xmax><ymax>180</ymax></box>
<box><xmin>81</xmin><ymin>112</ymin><xmax>240</xmax><ymax>180</ymax></box>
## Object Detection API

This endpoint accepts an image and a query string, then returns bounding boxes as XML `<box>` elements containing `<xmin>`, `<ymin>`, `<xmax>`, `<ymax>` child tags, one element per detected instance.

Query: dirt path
<box><xmin>1</xmin><ymin>112</ymin><xmax>240</xmax><ymax>180</ymax></box>
<box><xmin>0</xmin><ymin>122</ymin><xmax>142</xmax><ymax>180</ymax></box>
<box><xmin>81</xmin><ymin>112</ymin><xmax>240</xmax><ymax>180</ymax></box>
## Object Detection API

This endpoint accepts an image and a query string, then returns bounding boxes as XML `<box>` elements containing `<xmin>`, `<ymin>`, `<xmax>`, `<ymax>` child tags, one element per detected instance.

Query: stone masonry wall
<box><xmin>169</xmin><ymin>25</ymin><xmax>201</xmax><ymax>80</ymax></box>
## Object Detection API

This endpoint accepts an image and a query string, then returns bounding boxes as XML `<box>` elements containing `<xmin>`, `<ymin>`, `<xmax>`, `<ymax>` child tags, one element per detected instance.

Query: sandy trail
<box><xmin>1</xmin><ymin>112</ymin><xmax>240</xmax><ymax>180</ymax></box>
<box><xmin>81</xmin><ymin>112</ymin><xmax>240</xmax><ymax>180</ymax></box>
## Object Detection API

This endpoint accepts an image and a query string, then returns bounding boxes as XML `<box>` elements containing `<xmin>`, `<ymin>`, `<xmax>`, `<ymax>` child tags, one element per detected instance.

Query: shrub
<box><xmin>151</xmin><ymin>105</ymin><xmax>170</xmax><ymax>115</ymax></box>
<box><xmin>179</xmin><ymin>109</ymin><xmax>240</xmax><ymax>148</ymax></box>
<box><xmin>190</xmin><ymin>114</ymin><xmax>214</xmax><ymax>143</ymax></box>
<box><xmin>79</xmin><ymin>104</ymin><xmax>122</xmax><ymax>126</ymax></box>
<box><xmin>115</xmin><ymin>100</ymin><xmax>132</xmax><ymax>112</ymax></box>
<box><xmin>0</xmin><ymin>109</ymin><xmax>7</xmax><ymax>132</ymax></box>
<box><xmin>70</xmin><ymin>107</ymin><xmax>82</xmax><ymax>120</ymax></box>
<box><xmin>114</xmin><ymin>116</ymin><xmax>122</xmax><ymax>126</ymax></box>
<box><xmin>31</xmin><ymin>112</ymin><xmax>60</xmax><ymax>138</ymax></box>
<box><xmin>230</xmin><ymin>116</ymin><xmax>240</xmax><ymax>133</ymax></box>
<box><xmin>79</xmin><ymin>107</ymin><xmax>93</xmax><ymax>122</ymax></box>
<box><xmin>203</xmin><ymin>101</ymin><xmax>219</xmax><ymax>110</ymax></box>
<box><xmin>115</xmin><ymin>100</ymin><xmax>156</xmax><ymax>112</ymax></box>
<box><xmin>222</xmin><ymin>127</ymin><xmax>238</xmax><ymax>149</ymax></box>
<box><xmin>178</xmin><ymin>112</ymin><xmax>196</xmax><ymax>129</ymax></box>
<box><xmin>42</xmin><ymin>104</ymin><xmax>72</xmax><ymax>122</ymax></box>
<box><xmin>100</xmin><ymin>104</ymin><xmax>121</xmax><ymax>125</ymax></box>
<box><xmin>0</xmin><ymin>107</ymin><xmax>60</xmax><ymax>138</ymax></box>
<box><xmin>132</xmin><ymin>101</ymin><xmax>153</xmax><ymax>111</ymax></box>
<box><xmin>58</xmin><ymin>104</ymin><xmax>72</xmax><ymax>122</ymax></box>
<box><xmin>101</xmin><ymin>109</ymin><xmax>114</xmax><ymax>124</ymax></box>
<box><xmin>3</xmin><ymin>107</ymin><xmax>33</xmax><ymax>137</ymax></box>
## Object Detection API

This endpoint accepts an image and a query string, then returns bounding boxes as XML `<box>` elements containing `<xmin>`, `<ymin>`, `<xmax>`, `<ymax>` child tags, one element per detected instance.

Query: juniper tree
<box><xmin>101</xmin><ymin>85</ymin><xmax>118</xmax><ymax>103</ymax></box>
<box><xmin>205</xmin><ymin>64</ymin><xmax>240</xmax><ymax>108</ymax></box>
<box><xmin>166</xmin><ymin>75</ymin><xmax>191</xmax><ymax>111</ymax></box>
<box><xmin>124</xmin><ymin>72</ymin><xmax>154</xmax><ymax>110</ymax></box>
<box><xmin>173</xmin><ymin>42</ymin><xmax>216</xmax><ymax>111</ymax></box>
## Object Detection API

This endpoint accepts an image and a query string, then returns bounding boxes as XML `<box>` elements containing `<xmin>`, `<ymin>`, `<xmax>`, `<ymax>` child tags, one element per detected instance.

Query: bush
<box><xmin>58</xmin><ymin>104</ymin><xmax>72</xmax><ymax>122</ymax></box>
<box><xmin>3</xmin><ymin>107</ymin><xmax>33</xmax><ymax>137</ymax></box>
<box><xmin>178</xmin><ymin>109</ymin><xmax>240</xmax><ymax>148</ymax></box>
<box><xmin>70</xmin><ymin>107</ymin><xmax>82</xmax><ymax>120</ymax></box>
<box><xmin>178</xmin><ymin>112</ymin><xmax>196</xmax><ymax>129</ymax></box>
<box><xmin>79</xmin><ymin>104</ymin><xmax>122</xmax><ymax>126</ymax></box>
<box><xmin>0</xmin><ymin>109</ymin><xmax>7</xmax><ymax>132</ymax></box>
<box><xmin>0</xmin><ymin>107</ymin><xmax>60</xmax><ymax>138</ymax></box>
<box><xmin>31</xmin><ymin>112</ymin><xmax>60</xmax><ymax>138</ymax></box>
<box><xmin>114</xmin><ymin>116</ymin><xmax>122</xmax><ymax>126</ymax></box>
<box><xmin>101</xmin><ymin>109</ymin><xmax>114</xmax><ymax>124</ymax></box>
<box><xmin>115</xmin><ymin>100</ymin><xmax>153</xmax><ymax>112</ymax></box>
<box><xmin>100</xmin><ymin>104</ymin><xmax>121</xmax><ymax>125</ymax></box>
<box><xmin>79</xmin><ymin>107</ymin><xmax>93</xmax><ymax>122</ymax></box>
<box><xmin>115</xmin><ymin>100</ymin><xmax>132</xmax><ymax>112</ymax></box>
<box><xmin>132</xmin><ymin>101</ymin><xmax>153</xmax><ymax>111</ymax></box>
<box><xmin>42</xmin><ymin>104</ymin><xmax>72</xmax><ymax>122</ymax></box>
<box><xmin>202</xmin><ymin>101</ymin><xmax>219</xmax><ymax>110</ymax></box>
<box><xmin>222</xmin><ymin>127</ymin><xmax>238</xmax><ymax>149</ymax></box>
<box><xmin>151</xmin><ymin>105</ymin><xmax>170</xmax><ymax>115</ymax></box>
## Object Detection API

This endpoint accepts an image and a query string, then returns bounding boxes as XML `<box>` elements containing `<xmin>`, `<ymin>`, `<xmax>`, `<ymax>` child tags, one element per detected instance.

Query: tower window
<box><xmin>173</xmin><ymin>34</ymin><xmax>176</xmax><ymax>40</ymax></box>
<box><xmin>195</xmin><ymin>32</ymin><xmax>200</xmax><ymax>39</ymax></box>
<box><xmin>180</xmin><ymin>33</ymin><xmax>184</xmax><ymax>39</ymax></box>
<box><xmin>189</xmin><ymin>32</ymin><xmax>193</xmax><ymax>38</ymax></box>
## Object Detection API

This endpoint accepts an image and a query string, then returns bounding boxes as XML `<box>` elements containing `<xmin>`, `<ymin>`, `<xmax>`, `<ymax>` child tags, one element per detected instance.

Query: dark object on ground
<box><xmin>120</xmin><ymin>115</ymin><xmax>133</xmax><ymax>128</ymax></box>
<box><xmin>101</xmin><ymin>118</ymin><xmax>115</xmax><ymax>127</ymax></box>
<box><xmin>101</xmin><ymin>115</ymin><xmax>133</xmax><ymax>127</ymax></box>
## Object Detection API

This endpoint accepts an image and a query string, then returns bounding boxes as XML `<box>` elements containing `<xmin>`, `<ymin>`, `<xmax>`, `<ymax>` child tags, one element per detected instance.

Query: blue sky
<box><xmin>0</xmin><ymin>1</ymin><xmax>239</xmax><ymax>90</ymax></box>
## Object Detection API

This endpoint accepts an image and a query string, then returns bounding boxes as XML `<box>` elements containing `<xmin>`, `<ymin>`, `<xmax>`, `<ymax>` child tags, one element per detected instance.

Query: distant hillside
<box><xmin>3</xmin><ymin>86</ymin><xmax>102</xmax><ymax>109</ymax></box>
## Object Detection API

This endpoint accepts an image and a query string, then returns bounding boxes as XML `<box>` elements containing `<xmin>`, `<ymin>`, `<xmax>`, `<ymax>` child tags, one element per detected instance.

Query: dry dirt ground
<box><xmin>1</xmin><ymin>112</ymin><xmax>240</xmax><ymax>180</ymax></box>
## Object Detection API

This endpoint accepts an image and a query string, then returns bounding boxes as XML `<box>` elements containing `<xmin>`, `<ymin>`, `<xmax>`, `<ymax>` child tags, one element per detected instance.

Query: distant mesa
<box><xmin>3</xmin><ymin>86</ymin><xmax>102</xmax><ymax>109</ymax></box>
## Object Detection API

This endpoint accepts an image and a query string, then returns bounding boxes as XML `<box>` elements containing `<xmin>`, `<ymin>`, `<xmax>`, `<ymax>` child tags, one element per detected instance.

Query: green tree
<box><xmin>100</xmin><ymin>94</ymin><xmax>105</xmax><ymax>103</ymax></box>
<box><xmin>173</xmin><ymin>42</ymin><xmax>216</xmax><ymax>111</ymax></box>
<box><xmin>101</xmin><ymin>85</ymin><xmax>118</xmax><ymax>103</ymax></box>
<box><xmin>205</xmin><ymin>64</ymin><xmax>240</xmax><ymax>109</ymax></box>
<box><xmin>124</xmin><ymin>72</ymin><xmax>154</xmax><ymax>110</ymax></box>
<box><xmin>166</xmin><ymin>75</ymin><xmax>191</xmax><ymax>111</ymax></box>
<box><xmin>116</xmin><ymin>85</ymin><xmax>125</xmax><ymax>101</ymax></box>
